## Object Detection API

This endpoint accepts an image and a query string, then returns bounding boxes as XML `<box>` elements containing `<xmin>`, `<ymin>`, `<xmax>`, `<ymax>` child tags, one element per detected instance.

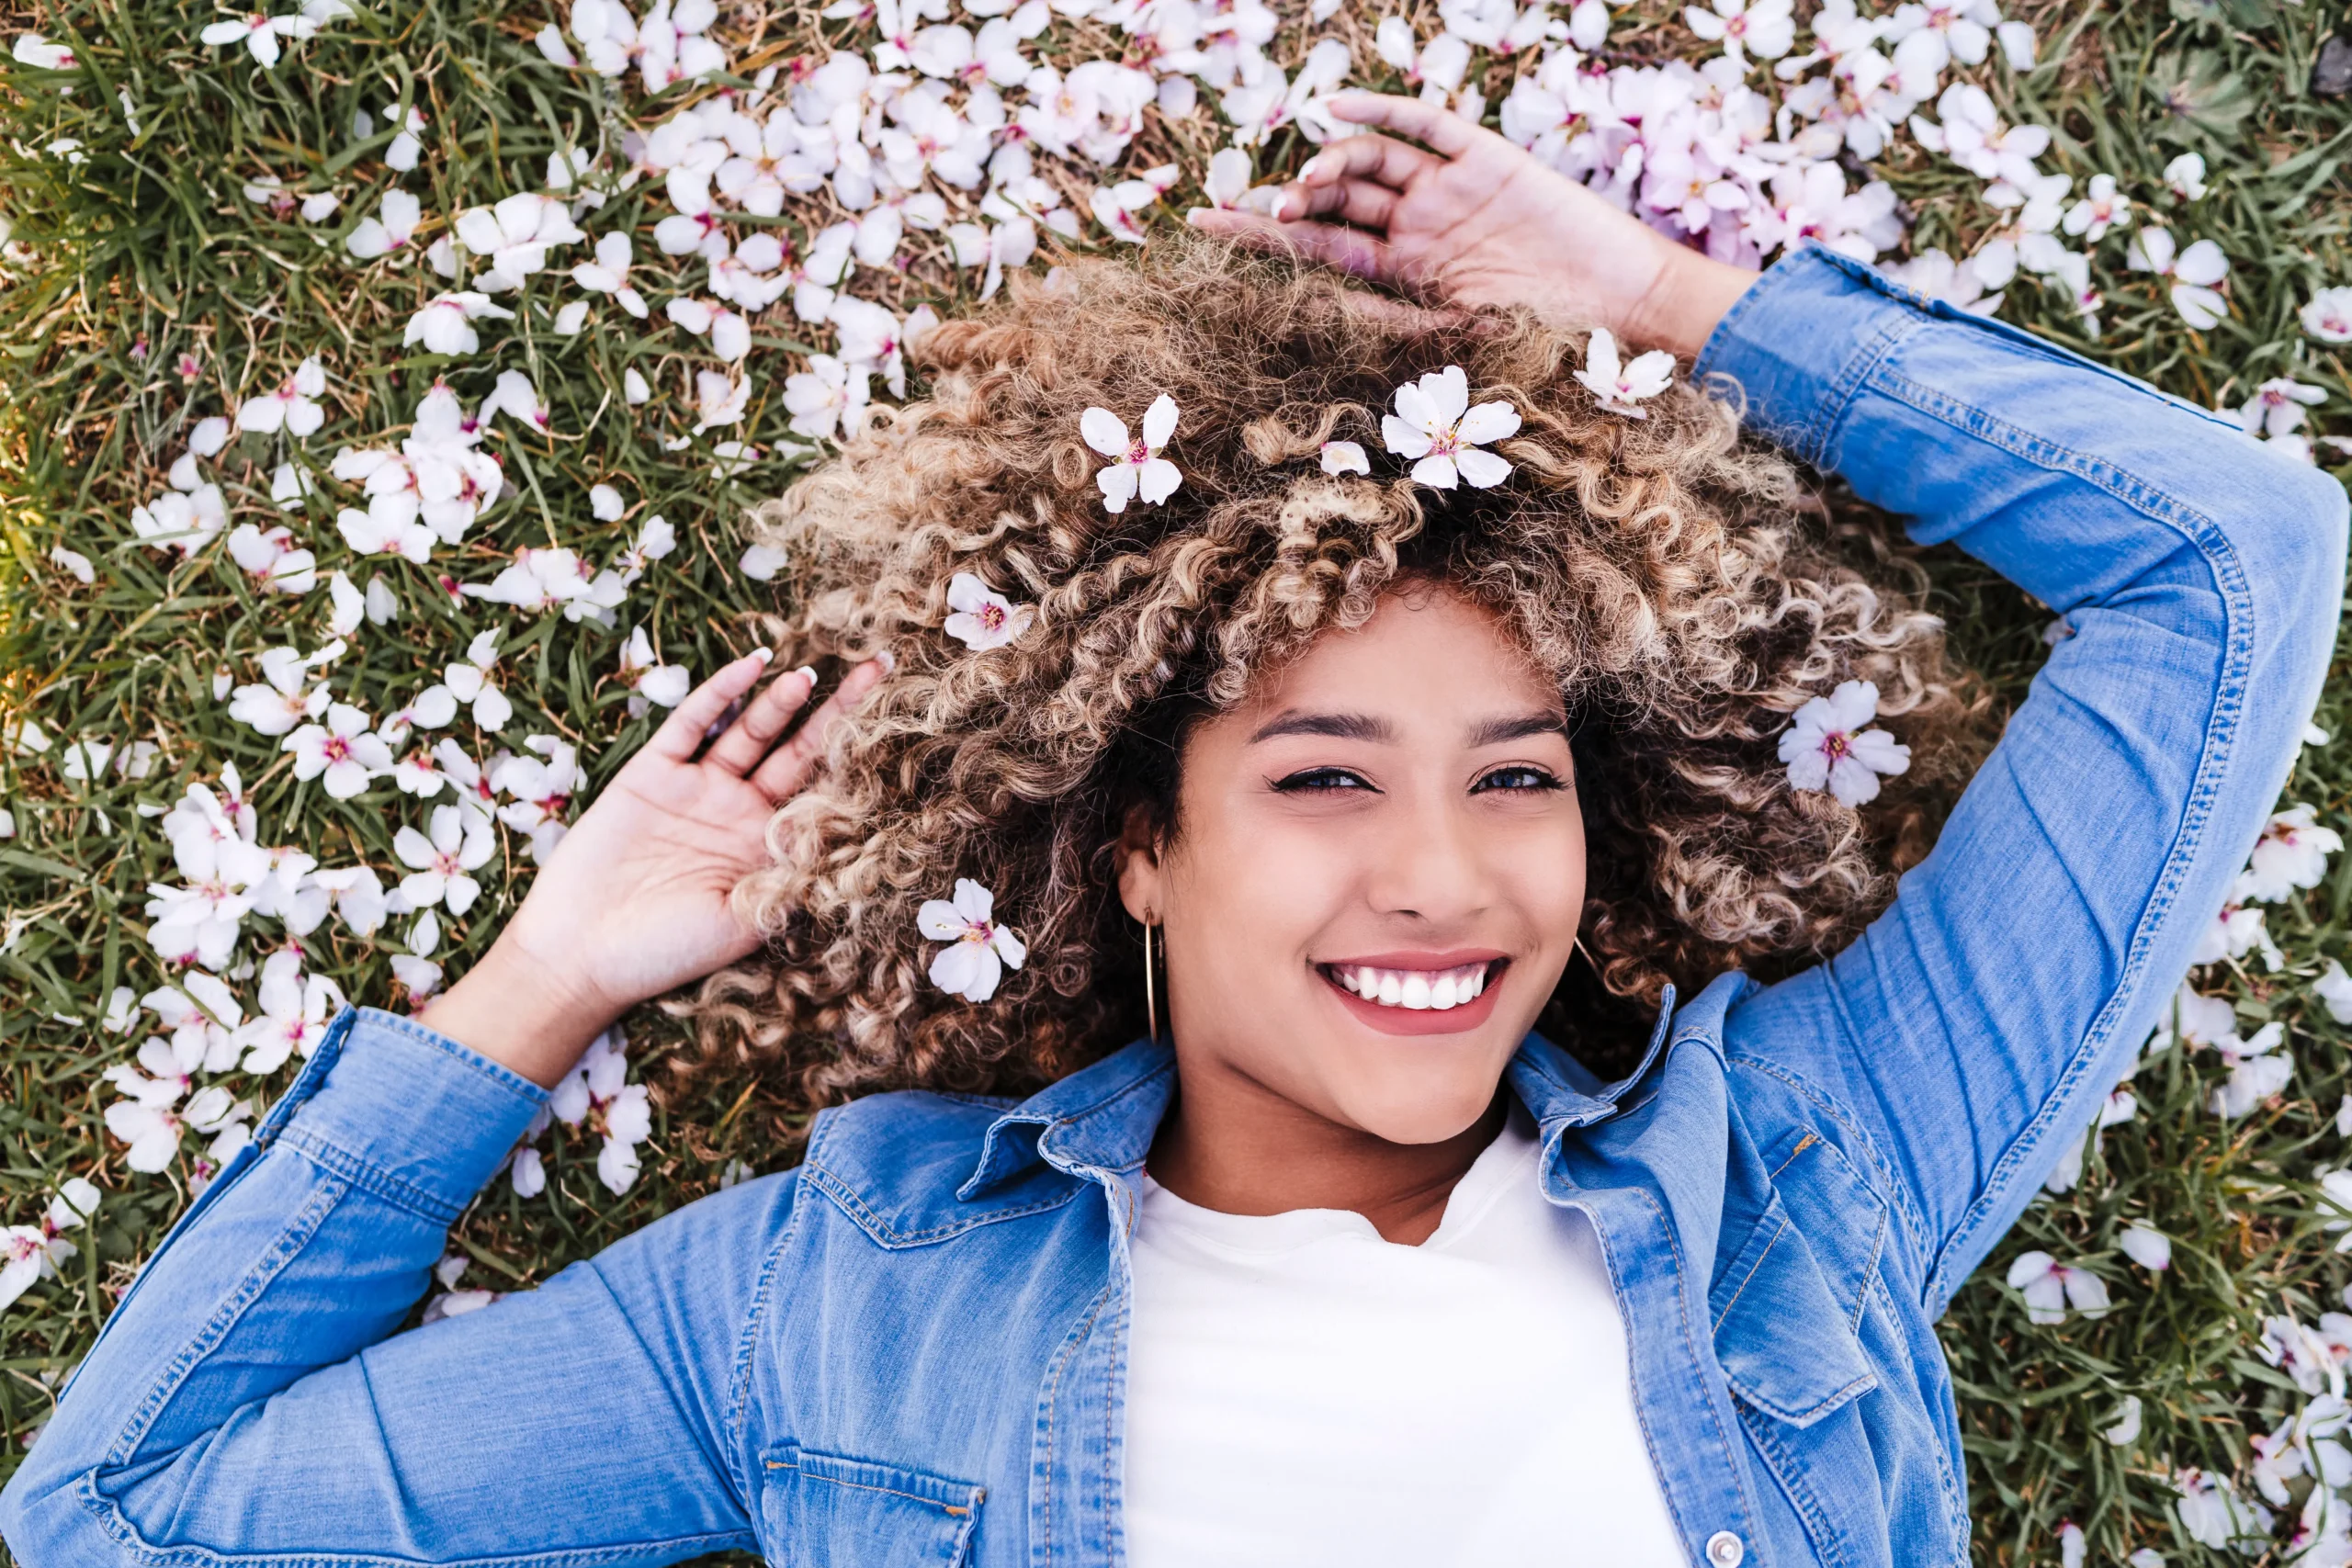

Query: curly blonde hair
<box><xmin>685</xmin><ymin>237</ymin><xmax>1986</xmax><ymax>1106</ymax></box>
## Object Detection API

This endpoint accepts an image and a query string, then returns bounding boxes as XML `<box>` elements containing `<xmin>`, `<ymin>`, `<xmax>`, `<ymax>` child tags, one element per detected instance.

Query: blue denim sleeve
<box><xmin>0</xmin><ymin>1006</ymin><xmax>785</xmax><ymax>1564</ymax></box>
<box><xmin>1702</xmin><ymin>245</ymin><xmax>2348</xmax><ymax>1316</ymax></box>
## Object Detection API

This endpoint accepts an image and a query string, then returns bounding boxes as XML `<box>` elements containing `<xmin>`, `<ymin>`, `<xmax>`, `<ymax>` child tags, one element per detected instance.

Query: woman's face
<box><xmin>1119</xmin><ymin>585</ymin><xmax>1587</xmax><ymax>1145</ymax></box>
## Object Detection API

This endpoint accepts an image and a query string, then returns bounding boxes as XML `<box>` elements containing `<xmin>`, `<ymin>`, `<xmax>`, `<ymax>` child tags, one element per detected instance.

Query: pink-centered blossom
<box><xmin>1080</xmin><ymin>394</ymin><xmax>1182</xmax><ymax>513</ymax></box>
<box><xmin>1778</xmin><ymin>680</ymin><xmax>1911</xmax><ymax>806</ymax></box>
<box><xmin>1382</xmin><ymin>367</ymin><xmax>1518</xmax><ymax>490</ymax></box>
<box><xmin>919</xmin><ymin>878</ymin><xmax>1027</xmax><ymax>1002</ymax></box>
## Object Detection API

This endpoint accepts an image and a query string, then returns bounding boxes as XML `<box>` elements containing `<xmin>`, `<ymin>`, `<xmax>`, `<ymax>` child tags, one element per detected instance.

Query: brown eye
<box><xmin>1272</xmin><ymin>767</ymin><xmax>1377</xmax><ymax>794</ymax></box>
<box><xmin>1473</xmin><ymin>766</ymin><xmax>1566</xmax><ymax>795</ymax></box>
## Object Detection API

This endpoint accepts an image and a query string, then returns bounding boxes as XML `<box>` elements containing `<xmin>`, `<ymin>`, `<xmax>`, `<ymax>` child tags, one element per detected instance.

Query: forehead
<box><xmin>1238</xmin><ymin>586</ymin><xmax>1561</xmax><ymax>724</ymax></box>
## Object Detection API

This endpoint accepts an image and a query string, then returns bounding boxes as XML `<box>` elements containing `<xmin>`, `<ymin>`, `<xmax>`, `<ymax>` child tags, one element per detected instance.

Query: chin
<box><xmin>1323</xmin><ymin>1036</ymin><xmax>1521</xmax><ymax>1145</ymax></box>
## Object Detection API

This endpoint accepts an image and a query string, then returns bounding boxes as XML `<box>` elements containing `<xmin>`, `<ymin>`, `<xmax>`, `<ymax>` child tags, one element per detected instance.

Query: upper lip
<box><xmin>1316</xmin><ymin>950</ymin><xmax>1509</xmax><ymax>971</ymax></box>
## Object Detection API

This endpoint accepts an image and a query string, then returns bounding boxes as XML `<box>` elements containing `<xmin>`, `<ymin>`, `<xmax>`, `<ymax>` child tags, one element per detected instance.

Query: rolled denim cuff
<box><xmin>260</xmin><ymin>1005</ymin><xmax>549</xmax><ymax>1224</ymax></box>
<box><xmin>1692</xmin><ymin>243</ymin><xmax>1931</xmax><ymax>469</ymax></box>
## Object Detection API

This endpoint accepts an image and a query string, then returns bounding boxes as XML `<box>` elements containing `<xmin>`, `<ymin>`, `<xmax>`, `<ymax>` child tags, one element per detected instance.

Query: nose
<box><xmin>1363</xmin><ymin>785</ymin><xmax>1494</xmax><ymax>927</ymax></box>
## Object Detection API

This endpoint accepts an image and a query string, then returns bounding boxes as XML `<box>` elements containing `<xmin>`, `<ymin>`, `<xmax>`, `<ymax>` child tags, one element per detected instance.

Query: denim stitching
<box><xmin>1866</xmin><ymin>1269</ymin><xmax>1972</xmax><ymax>1556</ymax></box>
<box><xmin>1863</xmin><ymin>368</ymin><xmax>2257</xmax><ymax>1310</ymax></box>
<box><xmin>345</xmin><ymin>1006</ymin><xmax>551</xmax><ymax>1105</ymax></box>
<box><xmin>102</xmin><ymin>1179</ymin><xmax>344</xmax><ymax>1467</ymax></box>
<box><xmin>1624</xmin><ymin>1182</ymin><xmax>1764</xmax><ymax>1559</ymax></box>
<box><xmin>1734</xmin><ymin>1402</ymin><xmax>1859</xmax><ymax>1568</ymax></box>
<box><xmin>725</xmin><ymin>1168</ymin><xmax>807</xmax><ymax>1506</ymax></box>
<box><xmin>1710</xmin><ymin>1215</ymin><xmax>1790</xmax><ymax>1336</ymax></box>
<box><xmin>1726</xmin><ymin>1053</ymin><xmax>1929</xmax><ymax>1290</ymax></box>
<box><xmin>276</xmin><ymin>1124</ymin><xmax>467</xmax><ymax>1225</ymax></box>
<box><xmin>802</xmin><ymin>1160</ymin><xmax>1082</xmax><ymax>1247</ymax></box>
<box><xmin>1763</xmin><ymin>1127</ymin><xmax>1891</xmax><ymax>1333</ymax></box>
<box><xmin>1029</xmin><ymin>1278</ymin><xmax>1114</xmax><ymax>1568</ymax></box>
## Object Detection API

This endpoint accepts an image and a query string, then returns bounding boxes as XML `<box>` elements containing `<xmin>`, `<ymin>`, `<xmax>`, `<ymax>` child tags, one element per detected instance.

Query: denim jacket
<box><xmin>5</xmin><ymin>245</ymin><xmax>2346</xmax><ymax>1568</ymax></box>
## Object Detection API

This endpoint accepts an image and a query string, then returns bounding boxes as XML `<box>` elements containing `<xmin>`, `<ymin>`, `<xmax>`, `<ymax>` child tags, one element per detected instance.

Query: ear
<box><xmin>1114</xmin><ymin>802</ymin><xmax>1166</xmax><ymax>926</ymax></box>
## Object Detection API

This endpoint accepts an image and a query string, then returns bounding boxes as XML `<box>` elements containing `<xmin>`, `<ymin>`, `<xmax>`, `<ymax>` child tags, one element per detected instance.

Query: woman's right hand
<box><xmin>1188</xmin><ymin>92</ymin><xmax>1757</xmax><ymax>360</ymax></box>
<box><xmin>421</xmin><ymin>649</ymin><xmax>888</xmax><ymax>1087</ymax></box>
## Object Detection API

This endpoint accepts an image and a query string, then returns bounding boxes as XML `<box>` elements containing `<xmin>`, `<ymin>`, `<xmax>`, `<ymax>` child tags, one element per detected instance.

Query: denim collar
<box><xmin>956</xmin><ymin>984</ymin><xmax>1684</xmax><ymax>1201</ymax></box>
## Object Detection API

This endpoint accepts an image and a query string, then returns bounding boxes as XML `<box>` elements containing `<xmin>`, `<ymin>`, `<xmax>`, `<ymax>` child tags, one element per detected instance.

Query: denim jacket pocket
<box><xmin>760</xmin><ymin>1444</ymin><xmax>986</xmax><ymax>1567</ymax></box>
<box><xmin>1710</xmin><ymin>1191</ymin><xmax>1879</xmax><ymax>1427</ymax></box>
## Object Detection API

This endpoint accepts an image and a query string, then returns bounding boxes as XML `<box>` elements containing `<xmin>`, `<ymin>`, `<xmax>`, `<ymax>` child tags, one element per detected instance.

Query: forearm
<box><xmin>423</xmin><ymin>932</ymin><xmax>623</xmax><ymax>1089</ymax></box>
<box><xmin>1711</xmin><ymin>244</ymin><xmax>2347</xmax><ymax>1305</ymax></box>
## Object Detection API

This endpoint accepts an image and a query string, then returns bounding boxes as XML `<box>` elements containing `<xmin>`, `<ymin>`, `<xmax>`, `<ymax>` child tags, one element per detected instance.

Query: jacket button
<box><xmin>1705</xmin><ymin>1530</ymin><xmax>1745</xmax><ymax>1566</ymax></box>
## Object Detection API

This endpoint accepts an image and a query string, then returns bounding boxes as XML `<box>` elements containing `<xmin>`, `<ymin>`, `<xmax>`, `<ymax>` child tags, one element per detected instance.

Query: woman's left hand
<box><xmin>422</xmin><ymin>650</ymin><xmax>888</xmax><ymax>1087</ymax></box>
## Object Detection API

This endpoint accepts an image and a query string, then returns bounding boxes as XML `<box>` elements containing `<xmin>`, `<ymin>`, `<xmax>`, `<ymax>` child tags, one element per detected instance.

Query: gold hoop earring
<box><xmin>1143</xmin><ymin>919</ymin><xmax>1160</xmax><ymax>1043</ymax></box>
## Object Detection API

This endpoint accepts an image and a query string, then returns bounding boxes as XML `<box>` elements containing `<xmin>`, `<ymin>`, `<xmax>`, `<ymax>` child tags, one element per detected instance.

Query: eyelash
<box><xmin>1270</xmin><ymin>765</ymin><xmax>1567</xmax><ymax>795</ymax></box>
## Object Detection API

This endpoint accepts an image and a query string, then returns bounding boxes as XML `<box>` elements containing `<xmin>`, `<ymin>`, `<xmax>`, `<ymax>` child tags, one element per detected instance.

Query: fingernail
<box><xmin>750</xmin><ymin>648</ymin><xmax>774</xmax><ymax>666</ymax></box>
<box><xmin>874</xmin><ymin>648</ymin><xmax>897</xmax><ymax>673</ymax></box>
<box><xmin>1274</xmin><ymin>195</ymin><xmax>1297</xmax><ymax>221</ymax></box>
<box><xmin>793</xmin><ymin>664</ymin><xmax>818</xmax><ymax>685</ymax></box>
<box><xmin>1305</xmin><ymin>153</ymin><xmax>1334</xmax><ymax>180</ymax></box>
<box><xmin>1184</xmin><ymin>206</ymin><xmax>1209</xmax><ymax>226</ymax></box>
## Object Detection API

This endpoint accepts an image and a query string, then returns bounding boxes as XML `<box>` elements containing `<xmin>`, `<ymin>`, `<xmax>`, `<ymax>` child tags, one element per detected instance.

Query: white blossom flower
<box><xmin>2061</xmin><ymin>174</ymin><xmax>2127</xmax><ymax>243</ymax></box>
<box><xmin>285</xmin><ymin>702</ymin><xmax>391</xmax><ymax>798</ymax></box>
<box><xmin>189</xmin><ymin>416</ymin><xmax>232</xmax><ymax>457</ymax></box>
<box><xmin>395</xmin><ymin>803</ymin><xmax>495</xmax><ymax>914</ymax></box>
<box><xmin>1319</xmin><ymin>440</ymin><xmax>1370</xmax><ymax>477</ymax></box>
<box><xmin>336</xmin><ymin>504</ymin><xmax>435</xmax><ymax>564</ymax></box>
<box><xmin>104</xmin><ymin>1084</ymin><xmax>250</xmax><ymax>1175</ymax></box>
<box><xmin>492</xmin><ymin>735</ymin><xmax>582</xmax><ymax>862</ymax></box>
<box><xmin>2175</xmin><ymin>1469</ymin><xmax>2274</xmax><ymax>1551</ymax></box>
<box><xmin>2303</xmin><ymin>288</ymin><xmax>2352</xmax><ymax>344</ymax></box>
<box><xmin>225</xmin><ymin>523</ymin><xmax>316</xmax><ymax>592</ymax></box>
<box><xmin>919</xmin><ymin>879</ymin><xmax>1028</xmax><ymax>1002</ymax></box>
<box><xmin>2238</xmin><ymin>378</ymin><xmax>2327</xmax><ymax>441</ymax></box>
<box><xmin>1080</xmin><ymin>394</ymin><xmax>1182</xmax><ymax>512</ymax></box>
<box><xmin>943</xmin><ymin>572</ymin><xmax>1034</xmax><ymax>650</ymax></box>
<box><xmin>571</xmin><ymin>231</ymin><xmax>648</xmax><ymax>316</ymax></box>
<box><xmin>741</xmin><ymin>543</ymin><xmax>786</xmax><ymax>581</ymax></box>
<box><xmin>1573</xmin><ymin>329</ymin><xmax>1677</xmax><ymax>420</ymax></box>
<box><xmin>488</xmin><ymin>368</ymin><xmax>552</xmax><ymax>433</ymax></box>
<box><xmin>13</xmin><ymin>32</ymin><xmax>75</xmax><ymax>68</ymax></box>
<box><xmin>2322</xmin><ymin>1168</ymin><xmax>2352</xmax><ymax>1252</ymax></box>
<box><xmin>2236</xmin><ymin>804</ymin><xmax>2343</xmax><ymax>902</ymax></box>
<box><xmin>2261</xmin><ymin>1313</ymin><xmax>2352</xmax><ymax>1396</ymax></box>
<box><xmin>49</xmin><ymin>545</ymin><xmax>94</xmax><ymax>584</ymax></box>
<box><xmin>692</xmin><ymin>369</ymin><xmax>748</xmax><ymax>434</ymax></box>
<box><xmin>199</xmin><ymin>12</ymin><xmax>312</xmax><ymax>67</ymax></box>
<box><xmin>2055</xmin><ymin>1521</ymin><xmax>2084</xmax><ymax>1568</ymax></box>
<box><xmin>235</xmin><ymin>355</ymin><xmax>327</xmax><ymax>437</ymax></box>
<box><xmin>548</xmin><ymin>1026</ymin><xmax>654</xmax><ymax>1194</ymax></box>
<box><xmin>2102</xmin><ymin>1394</ymin><xmax>2143</xmax><ymax>1446</ymax></box>
<box><xmin>440</xmin><ymin>628</ymin><xmax>515</xmax><ymax>728</ymax></box>
<box><xmin>617</xmin><ymin>626</ymin><xmax>691</xmax><ymax>715</ymax></box>
<box><xmin>2208</xmin><ymin>1021</ymin><xmax>2290</xmax><ymax>1119</ymax></box>
<box><xmin>346</xmin><ymin>189</ymin><xmax>422</xmax><ymax>260</ymax></box>
<box><xmin>455</xmin><ymin>192</ymin><xmax>586</xmax><ymax>292</ymax></box>
<box><xmin>784</xmin><ymin>355</ymin><xmax>869</xmax><ymax>441</ymax></box>
<box><xmin>1778</xmin><ymin>681</ymin><xmax>1912</xmax><ymax>807</ymax></box>
<box><xmin>2165</xmin><ymin>152</ymin><xmax>2210</xmax><ymax>202</ymax></box>
<box><xmin>228</xmin><ymin>643</ymin><xmax>334</xmax><ymax>737</ymax></box>
<box><xmin>231</xmin><ymin>948</ymin><xmax>342</xmax><ymax>1072</ymax></box>
<box><xmin>2317</xmin><ymin>959</ymin><xmax>2352</xmax><ymax>1025</ymax></box>
<box><xmin>2120</xmin><ymin>1224</ymin><xmax>2172</xmax><ymax>1273</ymax></box>
<box><xmin>404</xmin><ymin>291</ymin><xmax>514</xmax><ymax>356</ymax></box>
<box><xmin>1683</xmin><ymin>0</ymin><xmax>1793</xmax><ymax>63</ymax></box>
<box><xmin>2126</xmin><ymin>226</ymin><xmax>2230</xmax><ymax>332</ymax></box>
<box><xmin>2005</xmin><ymin>1250</ymin><xmax>2111</xmax><ymax>1325</ymax></box>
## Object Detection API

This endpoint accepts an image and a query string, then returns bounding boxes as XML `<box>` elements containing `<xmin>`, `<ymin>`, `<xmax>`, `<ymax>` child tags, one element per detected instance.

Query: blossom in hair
<box><xmin>1318</xmin><ymin>440</ymin><xmax>1370</xmax><ymax>476</ymax></box>
<box><xmin>1381</xmin><ymin>366</ymin><xmax>1519</xmax><ymax>491</ymax></box>
<box><xmin>1080</xmin><ymin>394</ymin><xmax>1182</xmax><ymax>513</ymax></box>
<box><xmin>919</xmin><ymin>879</ymin><xmax>1028</xmax><ymax>1003</ymax></box>
<box><xmin>944</xmin><ymin>572</ymin><xmax>1034</xmax><ymax>650</ymax></box>
<box><xmin>1574</xmin><ymin>330</ymin><xmax>1676</xmax><ymax>419</ymax></box>
<box><xmin>1778</xmin><ymin>680</ymin><xmax>1911</xmax><ymax>807</ymax></box>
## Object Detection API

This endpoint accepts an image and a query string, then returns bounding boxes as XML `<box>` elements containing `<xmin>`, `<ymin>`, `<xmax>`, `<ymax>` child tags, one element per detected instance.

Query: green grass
<box><xmin>5</xmin><ymin>0</ymin><xmax>2352</xmax><ymax>1562</ymax></box>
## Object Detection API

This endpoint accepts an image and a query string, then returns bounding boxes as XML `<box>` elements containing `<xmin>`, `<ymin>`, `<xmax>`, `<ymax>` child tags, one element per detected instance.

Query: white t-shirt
<box><xmin>1121</xmin><ymin>1105</ymin><xmax>1688</xmax><ymax>1568</ymax></box>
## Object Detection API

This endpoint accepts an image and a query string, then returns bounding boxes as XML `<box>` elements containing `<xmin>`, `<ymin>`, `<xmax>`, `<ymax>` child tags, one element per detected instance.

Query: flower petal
<box><xmin>1453</xmin><ymin>446</ymin><xmax>1513</xmax><ymax>489</ymax></box>
<box><xmin>1095</xmin><ymin>461</ymin><xmax>1139</xmax><ymax>513</ymax></box>
<box><xmin>1409</xmin><ymin>454</ymin><xmax>1460</xmax><ymax>490</ymax></box>
<box><xmin>1454</xmin><ymin>400</ymin><xmax>1521</xmax><ymax>446</ymax></box>
<box><xmin>1080</xmin><ymin>407</ymin><xmax>1129</xmax><ymax>458</ymax></box>
<box><xmin>1380</xmin><ymin>412</ymin><xmax>1432</xmax><ymax>459</ymax></box>
<box><xmin>1140</xmin><ymin>393</ymin><xmax>1178</xmax><ymax>452</ymax></box>
<box><xmin>1136</xmin><ymin>457</ymin><xmax>1182</xmax><ymax>505</ymax></box>
<box><xmin>916</xmin><ymin>898</ymin><xmax>967</xmax><ymax>940</ymax></box>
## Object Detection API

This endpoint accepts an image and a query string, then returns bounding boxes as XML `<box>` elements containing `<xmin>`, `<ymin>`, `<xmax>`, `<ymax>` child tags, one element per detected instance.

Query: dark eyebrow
<box><xmin>1248</xmin><ymin>711</ymin><xmax>1396</xmax><ymax>744</ymax></box>
<box><xmin>1467</xmin><ymin>713</ymin><xmax>1573</xmax><ymax>748</ymax></box>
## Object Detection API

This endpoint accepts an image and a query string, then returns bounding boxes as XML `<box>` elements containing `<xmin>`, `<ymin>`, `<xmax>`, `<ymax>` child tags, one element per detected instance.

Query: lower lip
<box><xmin>1318</xmin><ymin>964</ymin><xmax>1507</xmax><ymax>1036</ymax></box>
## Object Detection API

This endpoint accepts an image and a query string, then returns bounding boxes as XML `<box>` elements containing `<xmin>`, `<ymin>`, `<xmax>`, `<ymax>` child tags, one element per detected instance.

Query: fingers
<box><xmin>749</xmin><ymin>654</ymin><xmax>891</xmax><ymax>803</ymax></box>
<box><xmin>1296</xmin><ymin>132</ymin><xmax>1442</xmax><ymax>196</ymax></box>
<box><xmin>1325</xmin><ymin>92</ymin><xmax>1483</xmax><ymax>158</ymax></box>
<box><xmin>1187</xmin><ymin>208</ymin><xmax>1400</xmax><ymax>288</ymax></box>
<box><xmin>703</xmin><ymin>660</ymin><xmax>821</xmax><ymax>775</ymax></box>
<box><xmin>1270</xmin><ymin>175</ymin><xmax>1401</xmax><ymax>233</ymax></box>
<box><xmin>647</xmin><ymin>649</ymin><xmax>773</xmax><ymax>761</ymax></box>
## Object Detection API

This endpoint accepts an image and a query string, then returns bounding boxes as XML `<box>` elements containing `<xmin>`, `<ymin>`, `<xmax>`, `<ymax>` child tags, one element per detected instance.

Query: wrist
<box><xmin>1627</xmin><ymin>249</ymin><xmax>1758</xmax><ymax>363</ymax></box>
<box><xmin>419</xmin><ymin>934</ymin><xmax>619</xmax><ymax>1089</ymax></box>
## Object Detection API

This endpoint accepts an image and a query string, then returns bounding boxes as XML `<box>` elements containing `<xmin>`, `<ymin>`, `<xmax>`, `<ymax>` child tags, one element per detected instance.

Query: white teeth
<box><xmin>1328</xmin><ymin>962</ymin><xmax>1494</xmax><ymax>1012</ymax></box>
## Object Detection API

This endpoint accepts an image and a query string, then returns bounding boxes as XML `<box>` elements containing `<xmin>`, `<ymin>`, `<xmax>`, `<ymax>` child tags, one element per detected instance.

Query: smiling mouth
<box><xmin>1318</xmin><ymin>959</ymin><xmax>1503</xmax><ymax>1013</ymax></box>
